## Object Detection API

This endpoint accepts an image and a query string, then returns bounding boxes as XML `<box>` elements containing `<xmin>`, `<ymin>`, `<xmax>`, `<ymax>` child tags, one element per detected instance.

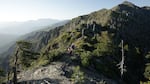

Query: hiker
<box><xmin>67</xmin><ymin>47</ymin><xmax>72</xmax><ymax>55</ymax></box>
<box><xmin>67</xmin><ymin>44</ymin><xmax>75</xmax><ymax>55</ymax></box>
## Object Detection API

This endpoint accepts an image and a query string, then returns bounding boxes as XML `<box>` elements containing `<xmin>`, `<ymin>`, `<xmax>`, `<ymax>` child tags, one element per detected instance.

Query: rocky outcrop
<box><xmin>18</xmin><ymin>62</ymin><xmax>71</xmax><ymax>84</ymax></box>
<box><xmin>17</xmin><ymin>55</ymin><xmax>117</xmax><ymax>84</ymax></box>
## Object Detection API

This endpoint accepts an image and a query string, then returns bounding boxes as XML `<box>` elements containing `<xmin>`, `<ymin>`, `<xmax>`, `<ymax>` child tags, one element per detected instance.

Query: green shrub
<box><xmin>92</xmin><ymin>31</ymin><xmax>114</xmax><ymax>57</ymax></box>
<box><xmin>99</xmin><ymin>80</ymin><xmax>107</xmax><ymax>84</ymax></box>
<box><xmin>80</xmin><ymin>51</ymin><xmax>92</xmax><ymax>67</ymax></box>
<box><xmin>37</xmin><ymin>50</ymin><xmax>63</xmax><ymax>66</ymax></box>
<box><xmin>47</xmin><ymin>50</ymin><xmax>62</xmax><ymax>62</ymax></box>
<box><xmin>144</xmin><ymin>65</ymin><xmax>150</xmax><ymax>80</ymax></box>
<box><xmin>0</xmin><ymin>68</ymin><xmax>5</xmax><ymax>84</ymax></box>
<box><xmin>0</xmin><ymin>68</ymin><xmax>4</xmax><ymax>76</ymax></box>
<box><xmin>143</xmin><ymin>52</ymin><xmax>150</xmax><ymax>80</ymax></box>
<box><xmin>37</xmin><ymin>57</ymin><xmax>49</xmax><ymax>66</ymax></box>
<box><xmin>71</xmin><ymin>66</ymin><xmax>85</xmax><ymax>84</ymax></box>
<box><xmin>140</xmin><ymin>81</ymin><xmax>150</xmax><ymax>84</ymax></box>
<box><xmin>145</xmin><ymin>52</ymin><xmax>150</xmax><ymax>59</ymax></box>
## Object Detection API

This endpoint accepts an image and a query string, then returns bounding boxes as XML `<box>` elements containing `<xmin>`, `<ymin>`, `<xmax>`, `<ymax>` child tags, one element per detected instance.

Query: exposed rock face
<box><xmin>18</xmin><ymin>62</ymin><xmax>71</xmax><ymax>84</ymax></box>
<box><xmin>18</xmin><ymin>57</ymin><xmax>117</xmax><ymax>84</ymax></box>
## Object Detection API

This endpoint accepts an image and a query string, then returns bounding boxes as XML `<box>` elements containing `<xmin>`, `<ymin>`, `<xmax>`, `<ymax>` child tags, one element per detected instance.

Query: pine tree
<box><xmin>12</xmin><ymin>41</ymin><xmax>32</xmax><ymax>84</ymax></box>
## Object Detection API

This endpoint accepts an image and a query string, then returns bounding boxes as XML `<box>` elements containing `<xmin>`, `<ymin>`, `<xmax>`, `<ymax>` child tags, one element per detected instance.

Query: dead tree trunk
<box><xmin>13</xmin><ymin>47</ymin><xmax>19</xmax><ymax>84</ymax></box>
<box><xmin>7</xmin><ymin>70</ymin><xmax>10</xmax><ymax>83</ymax></box>
<box><xmin>117</xmin><ymin>40</ymin><xmax>126</xmax><ymax>77</ymax></box>
<box><xmin>120</xmin><ymin>40</ymin><xmax>125</xmax><ymax>76</ymax></box>
<box><xmin>82</xmin><ymin>29</ymin><xmax>85</xmax><ymax>38</ymax></box>
<box><xmin>13</xmin><ymin>67</ymin><xmax>17</xmax><ymax>84</ymax></box>
<box><xmin>93</xmin><ymin>23</ymin><xmax>96</xmax><ymax>37</ymax></box>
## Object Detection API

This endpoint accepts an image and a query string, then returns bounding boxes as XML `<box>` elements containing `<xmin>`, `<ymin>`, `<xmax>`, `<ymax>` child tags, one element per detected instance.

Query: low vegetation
<box><xmin>71</xmin><ymin>66</ymin><xmax>85</xmax><ymax>84</ymax></box>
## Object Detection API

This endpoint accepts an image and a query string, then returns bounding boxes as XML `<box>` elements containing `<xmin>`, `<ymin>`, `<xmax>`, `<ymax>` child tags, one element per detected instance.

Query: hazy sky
<box><xmin>0</xmin><ymin>0</ymin><xmax>149</xmax><ymax>22</ymax></box>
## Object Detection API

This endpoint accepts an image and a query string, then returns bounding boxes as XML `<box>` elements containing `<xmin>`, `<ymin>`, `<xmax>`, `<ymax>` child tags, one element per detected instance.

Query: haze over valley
<box><xmin>0</xmin><ymin>19</ymin><xmax>61</xmax><ymax>54</ymax></box>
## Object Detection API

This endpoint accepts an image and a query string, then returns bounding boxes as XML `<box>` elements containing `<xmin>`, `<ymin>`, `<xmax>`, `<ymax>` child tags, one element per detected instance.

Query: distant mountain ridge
<box><xmin>0</xmin><ymin>18</ymin><xmax>63</xmax><ymax>54</ymax></box>
<box><xmin>0</xmin><ymin>18</ymin><xmax>59</xmax><ymax>35</ymax></box>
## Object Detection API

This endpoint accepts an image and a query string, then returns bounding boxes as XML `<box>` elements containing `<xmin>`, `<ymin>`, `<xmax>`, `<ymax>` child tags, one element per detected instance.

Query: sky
<box><xmin>0</xmin><ymin>0</ymin><xmax>149</xmax><ymax>22</ymax></box>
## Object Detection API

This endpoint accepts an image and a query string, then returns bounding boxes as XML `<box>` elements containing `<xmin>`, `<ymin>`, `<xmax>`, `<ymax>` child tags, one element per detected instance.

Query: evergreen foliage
<box><xmin>10</xmin><ymin>41</ymin><xmax>39</xmax><ymax>69</ymax></box>
<box><xmin>71</xmin><ymin>66</ymin><xmax>85</xmax><ymax>84</ymax></box>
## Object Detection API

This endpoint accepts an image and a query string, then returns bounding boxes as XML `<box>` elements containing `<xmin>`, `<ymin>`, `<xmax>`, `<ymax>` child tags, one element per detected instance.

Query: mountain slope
<box><xmin>34</xmin><ymin>1</ymin><xmax>150</xmax><ymax>84</ymax></box>
<box><xmin>0</xmin><ymin>19</ymin><xmax>60</xmax><ymax>55</ymax></box>
<box><xmin>2</xmin><ymin>1</ymin><xmax>150</xmax><ymax>84</ymax></box>
<box><xmin>0</xmin><ymin>20</ymin><xmax>69</xmax><ymax>69</ymax></box>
